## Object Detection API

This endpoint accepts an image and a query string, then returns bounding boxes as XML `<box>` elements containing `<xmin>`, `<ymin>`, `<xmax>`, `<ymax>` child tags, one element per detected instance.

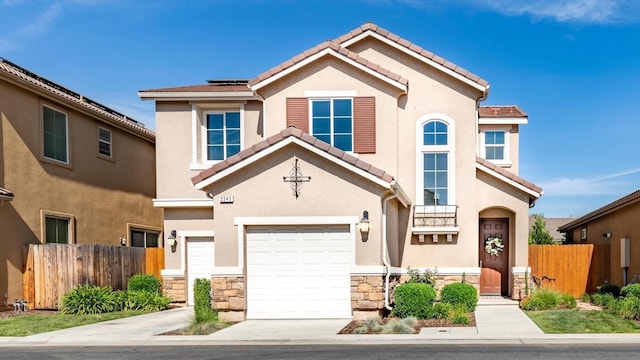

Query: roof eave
<box><xmin>138</xmin><ymin>91</ymin><xmax>258</xmax><ymax>101</ymax></box>
<box><xmin>478</xmin><ymin>117</ymin><xmax>528</xmax><ymax>125</ymax></box>
<box><xmin>558</xmin><ymin>191</ymin><xmax>640</xmax><ymax>232</ymax></box>
<box><xmin>476</xmin><ymin>162</ymin><xmax>542</xmax><ymax>199</ymax></box>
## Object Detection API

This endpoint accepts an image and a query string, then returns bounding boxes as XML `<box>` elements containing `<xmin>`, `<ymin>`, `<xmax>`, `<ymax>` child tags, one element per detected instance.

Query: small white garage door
<box><xmin>187</xmin><ymin>238</ymin><xmax>215</xmax><ymax>306</ymax></box>
<box><xmin>246</xmin><ymin>226</ymin><xmax>352</xmax><ymax>319</ymax></box>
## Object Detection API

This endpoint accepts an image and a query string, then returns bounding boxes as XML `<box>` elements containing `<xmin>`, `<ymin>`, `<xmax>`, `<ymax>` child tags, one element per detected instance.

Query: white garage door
<box><xmin>246</xmin><ymin>226</ymin><xmax>352</xmax><ymax>319</ymax></box>
<box><xmin>187</xmin><ymin>238</ymin><xmax>215</xmax><ymax>306</ymax></box>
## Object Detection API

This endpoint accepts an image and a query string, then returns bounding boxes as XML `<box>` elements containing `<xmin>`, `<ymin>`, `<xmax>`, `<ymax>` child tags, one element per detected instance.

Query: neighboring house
<box><xmin>529</xmin><ymin>215</ymin><xmax>574</xmax><ymax>243</ymax></box>
<box><xmin>558</xmin><ymin>189</ymin><xmax>640</xmax><ymax>287</ymax></box>
<box><xmin>139</xmin><ymin>23</ymin><xmax>542</xmax><ymax>321</ymax></box>
<box><xmin>0</xmin><ymin>58</ymin><xmax>163</xmax><ymax>308</ymax></box>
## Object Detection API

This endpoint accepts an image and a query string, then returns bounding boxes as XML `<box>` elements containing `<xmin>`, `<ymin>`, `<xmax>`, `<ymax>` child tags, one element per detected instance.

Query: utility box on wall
<box><xmin>621</xmin><ymin>237</ymin><xmax>630</xmax><ymax>268</ymax></box>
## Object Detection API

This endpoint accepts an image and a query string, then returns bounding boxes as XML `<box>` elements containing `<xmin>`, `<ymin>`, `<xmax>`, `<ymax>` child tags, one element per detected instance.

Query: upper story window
<box><xmin>311</xmin><ymin>98</ymin><xmax>353</xmax><ymax>152</ymax></box>
<box><xmin>43</xmin><ymin>105</ymin><xmax>68</xmax><ymax>163</ymax></box>
<box><xmin>416</xmin><ymin>115</ymin><xmax>456</xmax><ymax>206</ymax></box>
<box><xmin>98</xmin><ymin>127</ymin><xmax>112</xmax><ymax>157</ymax></box>
<box><xmin>480</xmin><ymin>128</ymin><xmax>511</xmax><ymax>166</ymax></box>
<box><xmin>206</xmin><ymin>112</ymin><xmax>241</xmax><ymax>161</ymax></box>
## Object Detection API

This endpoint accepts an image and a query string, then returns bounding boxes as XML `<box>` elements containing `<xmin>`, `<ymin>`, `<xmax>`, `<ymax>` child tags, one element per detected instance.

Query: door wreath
<box><xmin>485</xmin><ymin>236</ymin><xmax>504</xmax><ymax>256</ymax></box>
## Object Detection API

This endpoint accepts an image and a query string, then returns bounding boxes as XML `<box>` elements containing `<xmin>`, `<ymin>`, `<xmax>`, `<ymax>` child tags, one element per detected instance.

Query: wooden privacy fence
<box><xmin>23</xmin><ymin>244</ymin><xmax>165</xmax><ymax>310</ymax></box>
<box><xmin>529</xmin><ymin>244</ymin><xmax>609</xmax><ymax>298</ymax></box>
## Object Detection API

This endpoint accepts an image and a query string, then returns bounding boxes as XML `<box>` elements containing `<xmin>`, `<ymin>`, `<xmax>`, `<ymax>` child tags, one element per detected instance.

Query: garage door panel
<box><xmin>246</xmin><ymin>226</ymin><xmax>352</xmax><ymax>319</ymax></box>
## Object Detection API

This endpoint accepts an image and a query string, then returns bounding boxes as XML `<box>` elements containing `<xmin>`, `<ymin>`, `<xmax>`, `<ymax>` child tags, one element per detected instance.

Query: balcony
<box><xmin>412</xmin><ymin>205</ymin><xmax>459</xmax><ymax>242</ymax></box>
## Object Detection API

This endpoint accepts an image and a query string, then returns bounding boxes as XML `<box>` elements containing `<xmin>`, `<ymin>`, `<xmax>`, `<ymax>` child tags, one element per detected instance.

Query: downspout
<box><xmin>381</xmin><ymin>191</ymin><xmax>397</xmax><ymax>311</ymax></box>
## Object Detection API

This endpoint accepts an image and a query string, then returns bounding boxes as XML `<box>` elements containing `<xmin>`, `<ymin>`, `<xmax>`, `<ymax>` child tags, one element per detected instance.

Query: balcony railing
<box><xmin>413</xmin><ymin>205</ymin><xmax>458</xmax><ymax>228</ymax></box>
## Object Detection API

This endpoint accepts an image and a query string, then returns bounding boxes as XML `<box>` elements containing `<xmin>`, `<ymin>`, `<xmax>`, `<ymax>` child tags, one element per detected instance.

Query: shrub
<box><xmin>60</xmin><ymin>285</ymin><xmax>118</xmax><ymax>314</ymax></box>
<box><xmin>592</xmin><ymin>293</ymin><xmax>616</xmax><ymax>308</ymax></box>
<box><xmin>615</xmin><ymin>296</ymin><xmax>640</xmax><ymax>320</ymax></box>
<box><xmin>432</xmin><ymin>302</ymin><xmax>453</xmax><ymax>319</ymax></box>
<box><xmin>353</xmin><ymin>316</ymin><xmax>383</xmax><ymax>334</ymax></box>
<box><xmin>124</xmin><ymin>291</ymin><xmax>171</xmax><ymax>311</ymax></box>
<box><xmin>406</xmin><ymin>267</ymin><xmax>437</xmax><ymax>286</ymax></box>
<box><xmin>621</xmin><ymin>283</ymin><xmax>640</xmax><ymax>298</ymax></box>
<box><xmin>194</xmin><ymin>278</ymin><xmax>217</xmax><ymax>323</ymax></box>
<box><xmin>450</xmin><ymin>305</ymin><xmax>470</xmax><ymax>325</ymax></box>
<box><xmin>127</xmin><ymin>274</ymin><xmax>162</xmax><ymax>295</ymax></box>
<box><xmin>381</xmin><ymin>317</ymin><xmax>417</xmax><ymax>334</ymax></box>
<box><xmin>597</xmin><ymin>283</ymin><xmax>621</xmax><ymax>298</ymax></box>
<box><xmin>440</xmin><ymin>282</ymin><xmax>478</xmax><ymax>312</ymax></box>
<box><xmin>392</xmin><ymin>283</ymin><xmax>436</xmax><ymax>319</ymax></box>
<box><xmin>580</xmin><ymin>293</ymin><xmax>591</xmax><ymax>303</ymax></box>
<box><xmin>520</xmin><ymin>288</ymin><xmax>575</xmax><ymax>311</ymax></box>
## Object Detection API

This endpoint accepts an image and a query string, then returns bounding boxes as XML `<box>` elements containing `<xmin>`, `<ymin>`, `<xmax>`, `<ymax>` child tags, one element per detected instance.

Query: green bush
<box><xmin>60</xmin><ymin>285</ymin><xmax>119</xmax><ymax>314</ymax></box>
<box><xmin>440</xmin><ymin>282</ymin><xmax>478</xmax><ymax>312</ymax></box>
<box><xmin>450</xmin><ymin>305</ymin><xmax>470</xmax><ymax>325</ymax></box>
<box><xmin>406</xmin><ymin>267</ymin><xmax>437</xmax><ymax>286</ymax></box>
<box><xmin>194</xmin><ymin>278</ymin><xmax>217</xmax><ymax>323</ymax></box>
<box><xmin>580</xmin><ymin>293</ymin><xmax>591</xmax><ymax>303</ymax></box>
<box><xmin>392</xmin><ymin>283</ymin><xmax>436</xmax><ymax>319</ymax></box>
<box><xmin>592</xmin><ymin>293</ymin><xmax>616</xmax><ymax>308</ymax></box>
<box><xmin>615</xmin><ymin>296</ymin><xmax>640</xmax><ymax>320</ymax></box>
<box><xmin>520</xmin><ymin>288</ymin><xmax>576</xmax><ymax>311</ymax></box>
<box><xmin>124</xmin><ymin>291</ymin><xmax>171</xmax><ymax>311</ymax></box>
<box><xmin>597</xmin><ymin>283</ymin><xmax>621</xmax><ymax>298</ymax></box>
<box><xmin>621</xmin><ymin>283</ymin><xmax>640</xmax><ymax>298</ymax></box>
<box><xmin>127</xmin><ymin>274</ymin><xmax>162</xmax><ymax>294</ymax></box>
<box><xmin>432</xmin><ymin>302</ymin><xmax>453</xmax><ymax>319</ymax></box>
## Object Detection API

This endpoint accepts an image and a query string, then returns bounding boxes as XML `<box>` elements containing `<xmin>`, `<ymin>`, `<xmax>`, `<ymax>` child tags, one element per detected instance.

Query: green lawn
<box><xmin>526</xmin><ymin>310</ymin><xmax>640</xmax><ymax>334</ymax></box>
<box><xmin>0</xmin><ymin>310</ymin><xmax>147</xmax><ymax>337</ymax></box>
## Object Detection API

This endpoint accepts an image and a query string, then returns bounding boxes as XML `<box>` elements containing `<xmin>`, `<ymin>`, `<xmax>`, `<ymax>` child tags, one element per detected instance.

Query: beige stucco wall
<box><xmin>0</xmin><ymin>79</ymin><xmax>162</xmax><ymax>302</ymax></box>
<box><xmin>568</xmin><ymin>201</ymin><xmax>640</xmax><ymax>287</ymax></box>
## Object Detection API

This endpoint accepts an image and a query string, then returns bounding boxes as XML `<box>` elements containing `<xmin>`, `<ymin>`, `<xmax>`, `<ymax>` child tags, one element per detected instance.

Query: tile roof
<box><xmin>0</xmin><ymin>186</ymin><xmax>14</xmax><ymax>200</ymax></box>
<box><xmin>0</xmin><ymin>58</ymin><xmax>154</xmax><ymax>140</ymax></box>
<box><xmin>247</xmin><ymin>40</ymin><xmax>409</xmax><ymax>89</ymax></box>
<box><xmin>558</xmin><ymin>189</ymin><xmax>640</xmax><ymax>232</ymax></box>
<box><xmin>334</xmin><ymin>23</ymin><xmax>489</xmax><ymax>88</ymax></box>
<box><xmin>479</xmin><ymin>105</ymin><xmax>527</xmax><ymax>118</ymax></box>
<box><xmin>476</xmin><ymin>156</ymin><xmax>542</xmax><ymax>195</ymax></box>
<box><xmin>139</xmin><ymin>83</ymin><xmax>251</xmax><ymax>93</ymax></box>
<box><xmin>191</xmin><ymin>126</ymin><xmax>395</xmax><ymax>186</ymax></box>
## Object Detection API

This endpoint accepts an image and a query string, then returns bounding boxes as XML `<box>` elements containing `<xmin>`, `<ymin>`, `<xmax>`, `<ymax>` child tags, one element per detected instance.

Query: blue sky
<box><xmin>2</xmin><ymin>0</ymin><xmax>639</xmax><ymax>219</ymax></box>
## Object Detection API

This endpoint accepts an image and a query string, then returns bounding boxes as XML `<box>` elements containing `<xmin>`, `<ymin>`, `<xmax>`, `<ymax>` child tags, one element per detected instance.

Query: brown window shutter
<box><xmin>286</xmin><ymin>97</ymin><xmax>309</xmax><ymax>133</ymax></box>
<box><xmin>353</xmin><ymin>96</ymin><xmax>376</xmax><ymax>154</ymax></box>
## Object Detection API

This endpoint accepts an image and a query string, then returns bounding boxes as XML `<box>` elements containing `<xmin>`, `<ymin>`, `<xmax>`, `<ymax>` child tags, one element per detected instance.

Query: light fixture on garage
<box><xmin>359</xmin><ymin>211</ymin><xmax>370</xmax><ymax>241</ymax></box>
<box><xmin>168</xmin><ymin>230</ymin><xmax>177</xmax><ymax>250</ymax></box>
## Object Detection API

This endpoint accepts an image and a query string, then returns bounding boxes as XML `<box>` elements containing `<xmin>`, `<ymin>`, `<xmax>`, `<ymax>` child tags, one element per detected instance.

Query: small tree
<box><xmin>529</xmin><ymin>214</ymin><xmax>554</xmax><ymax>244</ymax></box>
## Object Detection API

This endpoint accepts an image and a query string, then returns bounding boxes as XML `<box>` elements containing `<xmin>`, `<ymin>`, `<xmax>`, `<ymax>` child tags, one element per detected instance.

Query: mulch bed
<box><xmin>338</xmin><ymin>313</ymin><xmax>476</xmax><ymax>334</ymax></box>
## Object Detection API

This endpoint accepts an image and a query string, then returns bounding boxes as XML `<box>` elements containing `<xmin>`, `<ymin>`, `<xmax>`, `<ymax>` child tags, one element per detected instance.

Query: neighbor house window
<box><xmin>311</xmin><ymin>98</ymin><xmax>353</xmax><ymax>151</ymax></box>
<box><xmin>98</xmin><ymin>127</ymin><xmax>112</xmax><ymax>157</ymax></box>
<box><xmin>43</xmin><ymin>105</ymin><xmax>68</xmax><ymax>163</ymax></box>
<box><xmin>45</xmin><ymin>216</ymin><xmax>70</xmax><ymax>244</ymax></box>
<box><xmin>130</xmin><ymin>228</ymin><xmax>160</xmax><ymax>248</ymax></box>
<box><xmin>416</xmin><ymin>116</ymin><xmax>455</xmax><ymax>206</ymax></box>
<box><xmin>484</xmin><ymin>131</ymin><xmax>505</xmax><ymax>160</ymax></box>
<box><xmin>206</xmin><ymin>112</ymin><xmax>241</xmax><ymax>161</ymax></box>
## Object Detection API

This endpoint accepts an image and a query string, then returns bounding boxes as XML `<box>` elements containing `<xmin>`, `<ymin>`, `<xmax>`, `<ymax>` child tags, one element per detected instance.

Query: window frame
<box><xmin>415</xmin><ymin>114</ymin><xmax>456</xmax><ymax>207</ymax></box>
<box><xmin>40</xmin><ymin>210</ymin><xmax>75</xmax><ymax>244</ymax></box>
<box><xmin>196</xmin><ymin>108</ymin><xmax>244</xmax><ymax>166</ymax></box>
<box><xmin>309</xmin><ymin>97</ymin><xmax>354</xmax><ymax>152</ymax></box>
<box><xmin>98</xmin><ymin>127</ymin><xmax>113</xmax><ymax>159</ymax></box>
<box><xmin>42</xmin><ymin>104</ymin><xmax>70</xmax><ymax>165</ymax></box>
<box><xmin>480</xmin><ymin>127</ymin><xmax>511</xmax><ymax>167</ymax></box>
<box><xmin>127</xmin><ymin>224</ymin><xmax>162</xmax><ymax>248</ymax></box>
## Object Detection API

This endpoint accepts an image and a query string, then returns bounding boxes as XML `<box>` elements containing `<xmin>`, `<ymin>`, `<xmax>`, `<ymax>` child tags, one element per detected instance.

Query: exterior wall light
<box><xmin>359</xmin><ymin>211</ymin><xmax>370</xmax><ymax>241</ymax></box>
<box><xmin>168</xmin><ymin>230</ymin><xmax>177</xmax><ymax>249</ymax></box>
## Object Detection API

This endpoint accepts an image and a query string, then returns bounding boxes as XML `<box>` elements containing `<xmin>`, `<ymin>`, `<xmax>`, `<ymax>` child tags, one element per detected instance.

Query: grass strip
<box><xmin>526</xmin><ymin>310</ymin><xmax>640</xmax><ymax>334</ymax></box>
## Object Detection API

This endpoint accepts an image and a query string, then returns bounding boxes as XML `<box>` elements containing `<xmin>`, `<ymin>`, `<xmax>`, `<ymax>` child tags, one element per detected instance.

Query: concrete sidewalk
<box><xmin>3</xmin><ymin>298</ymin><xmax>640</xmax><ymax>345</ymax></box>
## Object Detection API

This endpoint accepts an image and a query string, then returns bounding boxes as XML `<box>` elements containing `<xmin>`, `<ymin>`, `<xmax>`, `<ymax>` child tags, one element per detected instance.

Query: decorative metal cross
<box><xmin>283</xmin><ymin>158</ymin><xmax>311</xmax><ymax>199</ymax></box>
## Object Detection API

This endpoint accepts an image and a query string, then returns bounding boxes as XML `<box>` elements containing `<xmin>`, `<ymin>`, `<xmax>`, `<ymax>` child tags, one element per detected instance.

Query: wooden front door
<box><xmin>479</xmin><ymin>218</ymin><xmax>509</xmax><ymax>295</ymax></box>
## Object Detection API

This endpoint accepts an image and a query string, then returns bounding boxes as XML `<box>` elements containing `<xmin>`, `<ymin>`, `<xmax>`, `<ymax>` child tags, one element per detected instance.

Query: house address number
<box><xmin>219</xmin><ymin>195</ymin><xmax>234</xmax><ymax>204</ymax></box>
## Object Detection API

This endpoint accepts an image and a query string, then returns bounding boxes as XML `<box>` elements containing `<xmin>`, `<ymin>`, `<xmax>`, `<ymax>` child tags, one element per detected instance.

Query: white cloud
<box><xmin>470</xmin><ymin>0</ymin><xmax>639</xmax><ymax>24</ymax></box>
<box><xmin>539</xmin><ymin>167</ymin><xmax>640</xmax><ymax>196</ymax></box>
<box><xmin>0</xmin><ymin>2</ymin><xmax>61</xmax><ymax>52</ymax></box>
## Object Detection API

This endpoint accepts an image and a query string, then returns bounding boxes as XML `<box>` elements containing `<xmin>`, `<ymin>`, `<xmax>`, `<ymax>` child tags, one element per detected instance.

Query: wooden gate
<box><xmin>528</xmin><ymin>244</ymin><xmax>610</xmax><ymax>298</ymax></box>
<box><xmin>22</xmin><ymin>244</ymin><xmax>164</xmax><ymax>309</ymax></box>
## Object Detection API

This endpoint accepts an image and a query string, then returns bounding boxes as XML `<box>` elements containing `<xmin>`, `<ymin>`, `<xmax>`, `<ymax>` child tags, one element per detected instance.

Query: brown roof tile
<box><xmin>478</xmin><ymin>105</ymin><xmax>527</xmax><ymax>118</ymax></box>
<box><xmin>476</xmin><ymin>156</ymin><xmax>542</xmax><ymax>195</ymax></box>
<box><xmin>191</xmin><ymin>128</ymin><xmax>397</xmax><ymax>186</ymax></box>
<box><xmin>140</xmin><ymin>83</ymin><xmax>251</xmax><ymax>93</ymax></box>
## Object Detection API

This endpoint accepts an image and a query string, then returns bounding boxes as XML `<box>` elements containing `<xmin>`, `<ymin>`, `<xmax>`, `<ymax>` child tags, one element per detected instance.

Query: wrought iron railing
<box><xmin>413</xmin><ymin>205</ymin><xmax>458</xmax><ymax>227</ymax></box>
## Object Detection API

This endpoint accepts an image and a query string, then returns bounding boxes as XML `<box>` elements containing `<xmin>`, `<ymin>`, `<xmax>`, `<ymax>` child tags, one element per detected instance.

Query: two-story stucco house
<box><xmin>140</xmin><ymin>23</ymin><xmax>542</xmax><ymax>321</ymax></box>
<box><xmin>0</xmin><ymin>58</ymin><xmax>163</xmax><ymax>307</ymax></box>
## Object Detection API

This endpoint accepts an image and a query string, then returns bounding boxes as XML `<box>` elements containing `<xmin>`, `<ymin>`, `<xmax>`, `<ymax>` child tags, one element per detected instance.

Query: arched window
<box><xmin>416</xmin><ymin>115</ymin><xmax>455</xmax><ymax>206</ymax></box>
